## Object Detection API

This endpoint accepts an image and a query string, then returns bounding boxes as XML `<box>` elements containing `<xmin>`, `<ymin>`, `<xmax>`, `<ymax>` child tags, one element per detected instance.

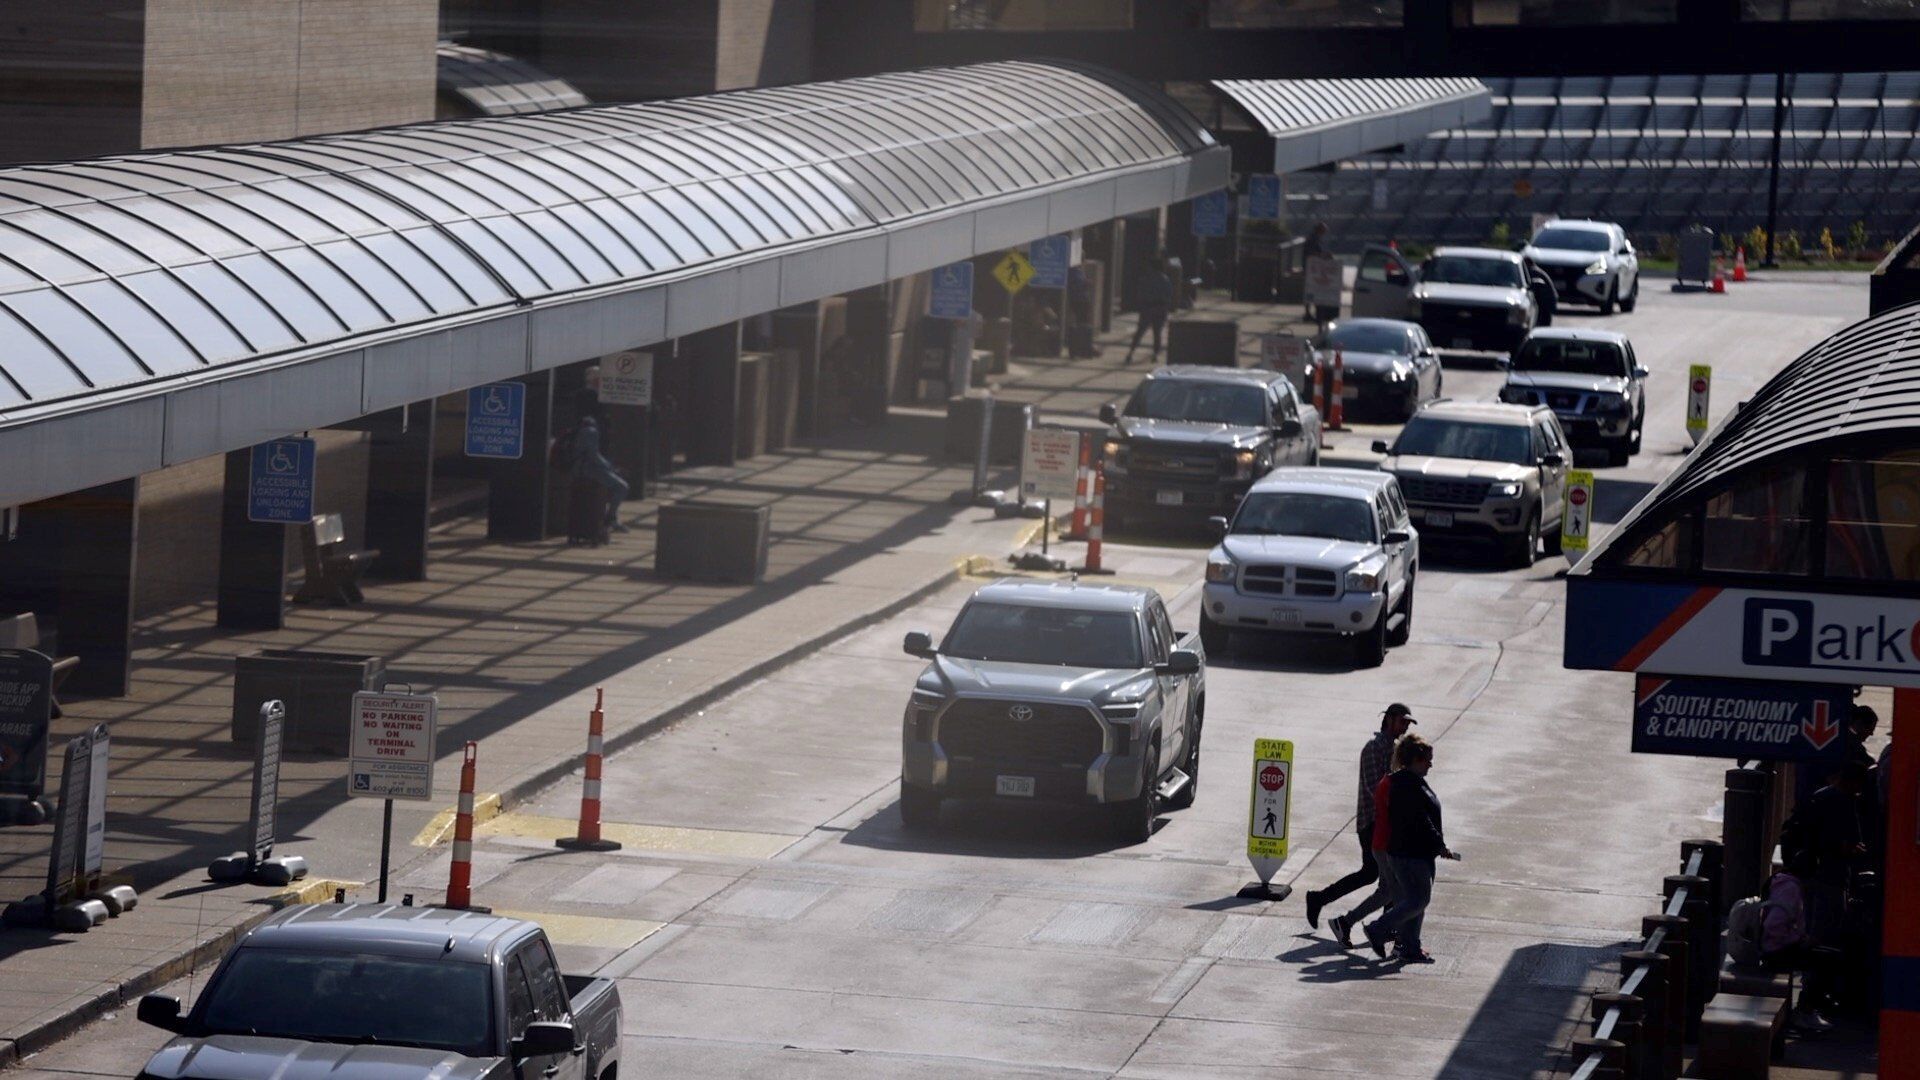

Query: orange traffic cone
<box><xmin>1711</xmin><ymin>257</ymin><xmax>1727</xmax><ymax>294</ymax></box>
<box><xmin>1733</xmin><ymin>246</ymin><xmax>1748</xmax><ymax>282</ymax></box>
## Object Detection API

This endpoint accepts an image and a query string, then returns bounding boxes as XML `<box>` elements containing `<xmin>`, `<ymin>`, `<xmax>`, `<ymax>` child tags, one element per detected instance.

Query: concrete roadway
<box><xmin>9</xmin><ymin>274</ymin><xmax>1873</xmax><ymax>1079</ymax></box>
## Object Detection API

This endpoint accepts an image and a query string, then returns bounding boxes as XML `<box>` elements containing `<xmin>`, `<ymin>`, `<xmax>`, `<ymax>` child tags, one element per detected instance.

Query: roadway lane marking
<box><xmin>478</xmin><ymin>813</ymin><xmax>799</xmax><ymax>859</ymax></box>
<box><xmin>495</xmin><ymin>910</ymin><xmax>665</xmax><ymax>949</ymax></box>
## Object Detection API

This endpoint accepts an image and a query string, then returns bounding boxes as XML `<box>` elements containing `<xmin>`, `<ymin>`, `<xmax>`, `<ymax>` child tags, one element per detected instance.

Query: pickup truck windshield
<box><xmin>1394</xmin><ymin>417</ymin><xmax>1533</xmax><ymax>465</ymax></box>
<box><xmin>1325</xmin><ymin>323</ymin><xmax>1411</xmax><ymax>355</ymax></box>
<box><xmin>198</xmin><ymin>949</ymin><xmax>493</xmax><ymax>1056</ymax></box>
<box><xmin>942</xmin><ymin>602</ymin><xmax>1143</xmax><ymax>668</ymax></box>
<box><xmin>1531</xmin><ymin>228</ymin><xmax>1611</xmax><ymax>252</ymax></box>
<box><xmin>1126</xmin><ymin>381</ymin><xmax>1267</xmax><ymax>427</ymax></box>
<box><xmin>1512</xmin><ymin>338</ymin><xmax>1626</xmax><ymax>377</ymax></box>
<box><xmin>1422</xmin><ymin>256</ymin><xmax>1523</xmax><ymax>289</ymax></box>
<box><xmin>1233</xmin><ymin>492</ymin><xmax>1376</xmax><ymax>543</ymax></box>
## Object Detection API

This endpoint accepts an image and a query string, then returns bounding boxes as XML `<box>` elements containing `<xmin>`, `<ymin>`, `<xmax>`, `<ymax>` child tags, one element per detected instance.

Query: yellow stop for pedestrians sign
<box><xmin>992</xmin><ymin>251</ymin><xmax>1035</xmax><ymax>295</ymax></box>
<box><xmin>1247</xmin><ymin>739</ymin><xmax>1292</xmax><ymax>870</ymax></box>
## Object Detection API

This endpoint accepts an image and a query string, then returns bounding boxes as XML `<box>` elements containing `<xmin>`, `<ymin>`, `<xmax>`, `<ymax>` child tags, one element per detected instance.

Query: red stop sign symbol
<box><xmin>1692</xmin><ymin>378</ymin><xmax>1707</xmax><ymax>394</ymax></box>
<box><xmin>1569</xmin><ymin>488</ymin><xmax>1588</xmax><ymax>507</ymax></box>
<box><xmin>1259</xmin><ymin>764</ymin><xmax>1284</xmax><ymax>791</ymax></box>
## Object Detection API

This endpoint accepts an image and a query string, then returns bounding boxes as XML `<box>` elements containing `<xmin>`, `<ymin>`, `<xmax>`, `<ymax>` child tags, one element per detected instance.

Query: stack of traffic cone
<box><xmin>1733</xmin><ymin>246</ymin><xmax>1748</xmax><ymax>282</ymax></box>
<box><xmin>1711</xmin><ymin>257</ymin><xmax>1727</xmax><ymax>294</ymax></box>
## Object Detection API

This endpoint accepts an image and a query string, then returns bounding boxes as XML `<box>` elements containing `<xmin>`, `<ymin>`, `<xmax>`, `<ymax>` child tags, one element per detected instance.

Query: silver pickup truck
<box><xmin>899</xmin><ymin>580</ymin><xmax>1205</xmax><ymax>844</ymax></box>
<box><xmin>136</xmin><ymin>904</ymin><xmax>621</xmax><ymax>1080</ymax></box>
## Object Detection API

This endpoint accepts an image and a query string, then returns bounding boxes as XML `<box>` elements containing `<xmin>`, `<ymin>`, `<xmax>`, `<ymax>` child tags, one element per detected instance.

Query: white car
<box><xmin>1523</xmin><ymin>219</ymin><xmax>1640</xmax><ymax>314</ymax></box>
<box><xmin>1201</xmin><ymin>468</ymin><xmax>1417</xmax><ymax>668</ymax></box>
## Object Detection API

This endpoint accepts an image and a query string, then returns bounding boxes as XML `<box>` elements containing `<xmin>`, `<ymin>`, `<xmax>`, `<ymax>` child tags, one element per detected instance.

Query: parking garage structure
<box><xmin>1563</xmin><ymin>296</ymin><xmax>1920</xmax><ymax>1062</ymax></box>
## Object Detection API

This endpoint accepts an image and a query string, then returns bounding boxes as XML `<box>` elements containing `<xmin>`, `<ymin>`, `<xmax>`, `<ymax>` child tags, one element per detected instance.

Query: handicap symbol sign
<box><xmin>465</xmin><ymin>381</ymin><xmax>527</xmax><ymax>459</ymax></box>
<box><xmin>247</xmin><ymin>437</ymin><xmax>317</xmax><ymax>524</ymax></box>
<box><xmin>928</xmin><ymin>260</ymin><xmax>974</xmax><ymax>320</ymax></box>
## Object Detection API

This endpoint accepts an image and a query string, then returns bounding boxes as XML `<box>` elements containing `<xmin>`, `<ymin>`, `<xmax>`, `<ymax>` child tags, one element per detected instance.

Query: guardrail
<box><xmin>1568</xmin><ymin>842</ymin><xmax>1720</xmax><ymax>1080</ymax></box>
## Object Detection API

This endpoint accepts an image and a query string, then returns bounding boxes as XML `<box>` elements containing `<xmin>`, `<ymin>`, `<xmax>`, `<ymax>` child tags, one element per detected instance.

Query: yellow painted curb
<box><xmin>266</xmin><ymin>878</ymin><xmax>363</xmax><ymax>909</ymax></box>
<box><xmin>955</xmin><ymin>553</ymin><xmax>997</xmax><ymax>578</ymax></box>
<box><xmin>411</xmin><ymin>791</ymin><xmax>503</xmax><ymax>847</ymax></box>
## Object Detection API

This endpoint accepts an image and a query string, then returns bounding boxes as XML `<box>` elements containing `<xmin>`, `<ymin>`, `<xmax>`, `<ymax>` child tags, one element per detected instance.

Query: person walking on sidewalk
<box><xmin>1365</xmin><ymin>734</ymin><xmax>1457</xmax><ymax>964</ymax></box>
<box><xmin>1306</xmin><ymin>704</ymin><xmax>1416</xmax><ymax>947</ymax></box>
<box><xmin>1125</xmin><ymin>257</ymin><xmax>1175</xmax><ymax>365</ymax></box>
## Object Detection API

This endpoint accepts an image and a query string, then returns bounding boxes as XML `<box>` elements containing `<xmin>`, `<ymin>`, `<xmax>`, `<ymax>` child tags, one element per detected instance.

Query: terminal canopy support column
<box><xmin>218</xmin><ymin>451</ymin><xmax>286</xmax><ymax>631</ymax></box>
<box><xmin>845</xmin><ymin>284</ymin><xmax>893</xmax><ymax>426</ymax></box>
<box><xmin>0</xmin><ymin>479</ymin><xmax>139</xmax><ymax>696</ymax></box>
<box><xmin>364</xmin><ymin>403</ymin><xmax>435</xmax><ymax>581</ymax></box>
<box><xmin>1885</xmin><ymin>688</ymin><xmax>1920</xmax><ymax>1064</ymax></box>
<box><xmin>683</xmin><ymin>321</ymin><xmax>743</xmax><ymax>466</ymax></box>
<box><xmin>486</xmin><ymin>371</ymin><xmax>554</xmax><ymax>543</ymax></box>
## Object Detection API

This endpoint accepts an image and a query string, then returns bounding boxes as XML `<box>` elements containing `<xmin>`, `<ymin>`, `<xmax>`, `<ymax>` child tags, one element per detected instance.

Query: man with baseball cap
<box><xmin>1306</xmin><ymin>703</ymin><xmax>1415</xmax><ymax>948</ymax></box>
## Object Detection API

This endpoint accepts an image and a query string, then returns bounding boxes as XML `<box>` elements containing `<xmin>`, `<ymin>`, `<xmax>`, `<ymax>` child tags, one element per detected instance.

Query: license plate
<box><xmin>1426</xmin><ymin>510</ymin><xmax>1455</xmax><ymax>527</ymax></box>
<box><xmin>1451</xmin><ymin>337</ymin><xmax>1475</xmax><ymax>349</ymax></box>
<box><xmin>1156</xmin><ymin>490</ymin><xmax>1184</xmax><ymax>506</ymax></box>
<box><xmin>996</xmin><ymin>775</ymin><xmax>1035</xmax><ymax>798</ymax></box>
<box><xmin>1271</xmin><ymin>608</ymin><xmax>1302</xmax><ymax>626</ymax></box>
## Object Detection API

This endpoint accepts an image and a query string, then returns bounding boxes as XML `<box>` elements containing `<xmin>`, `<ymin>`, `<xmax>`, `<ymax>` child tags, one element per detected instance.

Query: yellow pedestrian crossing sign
<box><xmin>1562</xmin><ymin>470</ymin><xmax>1594</xmax><ymax>554</ymax></box>
<box><xmin>992</xmin><ymin>251</ymin><xmax>1035</xmax><ymax>295</ymax></box>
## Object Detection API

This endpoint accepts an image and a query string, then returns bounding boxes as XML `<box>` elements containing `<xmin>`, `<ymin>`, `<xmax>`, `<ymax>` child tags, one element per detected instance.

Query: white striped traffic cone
<box><xmin>558</xmin><ymin>689</ymin><xmax>621</xmax><ymax>851</ymax></box>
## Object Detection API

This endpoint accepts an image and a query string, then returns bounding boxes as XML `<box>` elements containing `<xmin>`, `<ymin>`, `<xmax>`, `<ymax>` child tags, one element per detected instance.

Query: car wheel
<box><xmin>1386</xmin><ymin>579</ymin><xmax>1414</xmax><ymax>647</ymax></box>
<box><xmin>1199</xmin><ymin>612</ymin><xmax>1230</xmax><ymax>656</ymax></box>
<box><xmin>1113</xmin><ymin>743</ymin><xmax>1159</xmax><ymax>844</ymax></box>
<box><xmin>1506</xmin><ymin>508</ymin><xmax>1540</xmax><ymax>568</ymax></box>
<box><xmin>1353</xmin><ymin>608</ymin><xmax>1390</xmax><ymax>667</ymax></box>
<box><xmin>1544</xmin><ymin>520</ymin><xmax>1564</xmax><ymax>556</ymax></box>
<box><xmin>1620</xmin><ymin>277</ymin><xmax>1639</xmax><ymax>312</ymax></box>
<box><xmin>1168</xmin><ymin>715</ymin><xmax>1200</xmax><ymax>810</ymax></box>
<box><xmin>1606</xmin><ymin>441</ymin><xmax>1631</xmax><ymax>467</ymax></box>
<box><xmin>1630</xmin><ymin>408</ymin><xmax>1644</xmax><ymax>454</ymax></box>
<box><xmin>1600</xmin><ymin>279</ymin><xmax>1618</xmax><ymax>316</ymax></box>
<box><xmin>899</xmin><ymin>781</ymin><xmax>941</xmax><ymax>832</ymax></box>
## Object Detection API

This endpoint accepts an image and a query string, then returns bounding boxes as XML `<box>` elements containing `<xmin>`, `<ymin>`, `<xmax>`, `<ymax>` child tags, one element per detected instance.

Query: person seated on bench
<box><xmin>1761</xmin><ymin>852</ymin><xmax>1843</xmax><ymax>1035</ymax></box>
<box><xmin>571</xmin><ymin>413</ymin><xmax>629</xmax><ymax>536</ymax></box>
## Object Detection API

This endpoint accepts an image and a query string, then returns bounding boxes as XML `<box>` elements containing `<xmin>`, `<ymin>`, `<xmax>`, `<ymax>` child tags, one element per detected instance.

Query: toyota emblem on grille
<box><xmin>1008</xmin><ymin>704</ymin><xmax>1034</xmax><ymax>722</ymax></box>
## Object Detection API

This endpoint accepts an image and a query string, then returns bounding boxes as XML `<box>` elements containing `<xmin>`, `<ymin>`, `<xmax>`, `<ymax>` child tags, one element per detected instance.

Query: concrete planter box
<box><xmin>656</xmin><ymin>501</ymin><xmax>770</xmax><ymax>584</ymax></box>
<box><xmin>232</xmin><ymin>650</ymin><xmax>386</xmax><ymax>755</ymax></box>
<box><xmin>943</xmin><ymin>393</ymin><xmax>1033</xmax><ymax>465</ymax></box>
<box><xmin>1168</xmin><ymin>317</ymin><xmax>1241</xmax><ymax>366</ymax></box>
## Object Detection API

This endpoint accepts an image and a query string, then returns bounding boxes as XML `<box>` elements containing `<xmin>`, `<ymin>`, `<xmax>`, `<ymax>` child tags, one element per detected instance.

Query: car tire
<box><xmin>899</xmin><ymin>781</ymin><xmax>942</xmax><ymax>832</ymax></box>
<box><xmin>1353</xmin><ymin>610</ymin><xmax>1389</xmax><ymax>668</ymax></box>
<box><xmin>1386</xmin><ymin>579</ymin><xmax>1414</xmax><ymax>647</ymax></box>
<box><xmin>1199</xmin><ymin>612</ymin><xmax>1230</xmax><ymax>656</ymax></box>
<box><xmin>1506</xmin><ymin>508</ymin><xmax>1540</xmax><ymax>568</ymax></box>
<box><xmin>1621</xmin><ymin>276</ymin><xmax>1638</xmax><ymax>312</ymax></box>
<box><xmin>1168</xmin><ymin>716</ymin><xmax>1200</xmax><ymax>810</ymax></box>
<box><xmin>1113</xmin><ymin>743</ymin><xmax>1159</xmax><ymax>845</ymax></box>
<box><xmin>1545</xmin><ymin>521</ymin><xmax>1564</xmax><ymax>556</ymax></box>
<box><xmin>1630</xmin><ymin>408</ymin><xmax>1644</xmax><ymax>454</ymax></box>
<box><xmin>1600</xmin><ymin>279</ymin><xmax>1618</xmax><ymax>316</ymax></box>
<box><xmin>1606</xmin><ymin>440</ymin><xmax>1631</xmax><ymax>467</ymax></box>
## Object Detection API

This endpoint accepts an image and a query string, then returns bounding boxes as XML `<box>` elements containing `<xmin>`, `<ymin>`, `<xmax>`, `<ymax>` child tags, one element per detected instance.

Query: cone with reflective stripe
<box><xmin>558</xmin><ymin>689</ymin><xmax>621</xmax><ymax>851</ymax></box>
<box><xmin>1065</xmin><ymin>435</ymin><xmax>1092</xmax><ymax>541</ymax></box>
<box><xmin>445</xmin><ymin>742</ymin><xmax>480</xmax><ymax>910</ymax></box>
<box><xmin>1733</xmin><ymin>245</ymin><xmax>1748</xmax><ymax>282</ymax></box>
<box><xmin>1711</xmin><ymin>257</ymin><xmax>1727</xmax><ymax>293</ymax></box>
<box><xmin>1328</xmin><ymin>349</ymin><xmax>1347</xmax><ymax>431</ymax></box>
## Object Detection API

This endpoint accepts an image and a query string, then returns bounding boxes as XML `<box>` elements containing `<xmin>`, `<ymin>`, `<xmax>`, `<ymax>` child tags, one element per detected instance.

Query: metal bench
<box><xmin>293</xmin><ymin>514</ymin><xmax>379</xmax><ymax>605</ymax></box>
<box><xmin>1719</xmin><ymin>951</ymin><xmax>1792</xmax><ymax>999</ymax></box>
<box><xmin>1696</xmin><ymin>992</ymin><xmax>1787</xmax><ymax>1078</ymax></box>
<box><xmin>0</xmin><ymin>612</ymin><xmax>78</xmax><ymax>717</ymax></box>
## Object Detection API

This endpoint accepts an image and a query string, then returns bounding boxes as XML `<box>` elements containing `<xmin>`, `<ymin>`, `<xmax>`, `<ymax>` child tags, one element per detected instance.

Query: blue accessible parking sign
<box><xmin>247</xmin><ymin>438</ymin><xmax>316</xmax><ymax>524</ymax></box>
<box><xmin>1247</xmin><ymin>174</ymin><xmax>1281</xmax><ymax>221</ymax></box>
<box><xmin>929</xmin><ymin>261</ymin><xmax>974</xmax><ymax>319</ymax></box>
<box><xmin>1027</xmin><ymin>234</ymin><xmax>1071</xmax><ymax>289</ymax></box>
<box><xmin>1190</xmin><ymin>190</ymin><xmax>1230</xmax><ymax>237</ymax></box>
<box><xmin>465</xmin><ymin>382</ymin><xmax>526</xmax><ymax>459</ymax></box>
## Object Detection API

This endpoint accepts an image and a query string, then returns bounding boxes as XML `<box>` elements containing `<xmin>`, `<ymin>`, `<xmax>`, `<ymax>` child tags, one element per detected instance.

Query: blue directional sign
<box><xmin>1631</xmin><ymin>674</ymin><xmax>1853</xmax><ymax>762</ymax></box>
<box><xmin>1027</xmin><ymin>234</ymin><xmax>1071</xmax><ymax>289</ymax></box>
<box><xmin>465</xmin><ymin>382</ymin><xmax>526</xmax><ymax>459</ymax></box>
<box><xmin>928</xmin><ymin>261</ymin><xmax>974</xmax><ymax>319</ymax></box>
<box><xmin>247</xmin><ymin>437</ymin><xmax>316</xmax><ymax>524</ymax></box>
<box><xmin>1247</xmin><ymin>174</ymin><xmax>1282</xmax><ymax>221</ymax></box>
<box><xmin>1190</xmin><ymin>190</ymin><xmax>1230</xmax><ymax>238</ymax></box>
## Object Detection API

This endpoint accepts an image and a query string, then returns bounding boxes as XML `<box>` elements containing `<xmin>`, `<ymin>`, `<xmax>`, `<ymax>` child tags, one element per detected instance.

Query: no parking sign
<box><xmin>1562</xmin><ymin>470</ymin><xmax>1594</xmax><ymax>554</ymax></box>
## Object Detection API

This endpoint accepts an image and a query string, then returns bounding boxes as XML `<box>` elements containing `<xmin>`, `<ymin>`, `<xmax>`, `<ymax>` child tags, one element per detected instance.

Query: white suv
<box><xmin>1201</xmin><ymin>468</ymin><xmax>1417</xmax><ymax>668</ymax></box>
<box><xmin>1523</xmin><ymin>219</ymin><xmax>1640</xmax><ymax>314</ymax></box>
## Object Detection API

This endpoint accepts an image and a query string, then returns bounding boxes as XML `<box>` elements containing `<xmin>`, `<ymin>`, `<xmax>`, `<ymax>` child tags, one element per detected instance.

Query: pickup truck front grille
<box><xmin>938</xmin><ymin>699</ymin><xmax>1105</xmax><ymax>766</ymax></box>
<box><xmin>1398</xmin><ymin>475</ymin><xmax>1491</xmax><ymax>507</ymax></box>
<box><xmin>1240</xmin><ymin>565</ymin><xmax>1340</xmax><ymax>598</ymax></box>
<box><xmin>1127</xmin><ymin>446</ymin><xmax>1223</xmax><ymax>481</ymax></box>
<box><xmin>1422</xmin><ymin>303</ymin><xmax>1509</xmax><ymax>337</ymax></box>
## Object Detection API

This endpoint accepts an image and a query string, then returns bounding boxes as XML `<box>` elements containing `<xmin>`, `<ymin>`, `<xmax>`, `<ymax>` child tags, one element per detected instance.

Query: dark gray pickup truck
<box><xmin>136</xmin><ymin>904</ymin><xmax>621</xmax><ymax>1080</ymax></box>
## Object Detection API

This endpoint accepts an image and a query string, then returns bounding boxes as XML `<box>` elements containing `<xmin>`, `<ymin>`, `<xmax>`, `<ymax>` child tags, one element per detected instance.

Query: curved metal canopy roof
<box><xmin>1583</xmin><ymin>298</ymin><xmax>1920</xmax><ymax>569</ymax></box>
<box><xmin>1211</xmin><ymin>77</ymin><xmax>1491</xmax><ymax>173</ymax></box>
<box><xmin>0</xmin><ymin>60</ymin><xmax>1225</xmax><ymax>506</ymax></box>
<box><xmin>437</xmin><ymin>42</ymin><xmax>591</xmax><ymax>116</ymax></box>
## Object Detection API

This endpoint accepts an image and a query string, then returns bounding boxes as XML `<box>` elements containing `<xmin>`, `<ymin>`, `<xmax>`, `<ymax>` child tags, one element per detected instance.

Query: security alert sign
<box><xmin>349</xmin><ymin>691</ymin><xmax>439</xmax><ymax>801</ymax></box>
<box><xmin>1562</xmin><ymin>470</ymin><xmax>1594</xmax><ymax>554</ymax></box>
<box><xmin>1246</xmin><ymin>739</ymin><xmax>1293</xmax><ymax>884</ymax></box>
<box><xmin>1631</xmin><ymin>674</ymin><xmax>1852</xmax><ymax>762</ymax></box>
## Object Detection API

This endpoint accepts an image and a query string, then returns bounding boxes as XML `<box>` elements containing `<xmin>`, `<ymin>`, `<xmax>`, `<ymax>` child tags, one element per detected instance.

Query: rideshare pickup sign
<box><xmin>1632</xmin><ymin>674</ymin><xmax>1851</xmax><ymax>763</ymax></box>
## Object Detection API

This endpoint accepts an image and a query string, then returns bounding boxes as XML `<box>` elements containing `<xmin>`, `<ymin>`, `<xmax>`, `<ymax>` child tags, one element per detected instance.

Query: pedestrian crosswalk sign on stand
<box><xmin>1238</xmin><ymin>738</ymin><xmax>1294</xmax><ymax>900</ymax></box>
<box><xmin>1686</xmin><ymin>364</ymin><xmax>1711</xmax><ymax>446</ymax></box>
<box><xmin>1562</xmin><ymin>470</ymin><xmax>1594</xmax><ymax>555</ymax></box>
<box><xmin>993</xmin><ymin>250</ymin><xmax>1035</xmax><ymax>295</ymax></box>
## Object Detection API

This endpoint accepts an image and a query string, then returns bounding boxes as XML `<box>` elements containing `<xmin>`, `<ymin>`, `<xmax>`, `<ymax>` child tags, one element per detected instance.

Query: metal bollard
<box><xmin>1665</xmin><ymin>873</ymin><xmax>1716</xmax><ymax>1029</ymax></box>
<box><xmin>1572</xmin><ymin>1036</ymin><xmax>1627</xmax><ymax>1080</ymax></box>
<box><xmin>1642</xmin><ymin>915</ymin><xmax>1690</xmax><ymax>1072</ymax></box>
<box><xmin>1722</xmin><ymin>767</ymin><xmax>1771</xmax><ymax>910</ymax></box>
<box><xmin>972</xmin><ymin>394</ymin><xmax>995</xmax><ymax>498</ymax></box>
<box><xmin>1683</xmin><ymin>837</ymin><xmax>1725</xmax><ymax>920</ymax></box>
<box><xmin>1591</xmin><ymin>991</ymin><xmax>1644</xmax><ymax>1079</ymax></box>
<box><xmin>1621</xmin><ymin>950</ymin><xmax>1670</xmax><ymax>1080</ymax></box>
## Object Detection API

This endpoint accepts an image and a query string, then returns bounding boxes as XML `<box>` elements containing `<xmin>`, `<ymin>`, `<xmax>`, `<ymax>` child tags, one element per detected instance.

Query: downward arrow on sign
<box><xmin>1803</xmin><ymin>701</ymin><xmax>1840</xmax><ymax>750</ymax></box>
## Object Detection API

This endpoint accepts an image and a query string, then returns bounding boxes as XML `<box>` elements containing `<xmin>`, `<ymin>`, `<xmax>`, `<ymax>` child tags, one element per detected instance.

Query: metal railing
<box><xmin>1568</xmin><ymin>845</ymin><xmax>1711</xmax><ymax>1080</ymax></box>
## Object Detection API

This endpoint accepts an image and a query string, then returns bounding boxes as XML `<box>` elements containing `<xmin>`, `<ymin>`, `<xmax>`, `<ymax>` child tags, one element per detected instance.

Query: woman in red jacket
<box><xmin>1365</xmin><ymin>734</ymin><xmax>1458</xmax><ymax>964</ymax></box>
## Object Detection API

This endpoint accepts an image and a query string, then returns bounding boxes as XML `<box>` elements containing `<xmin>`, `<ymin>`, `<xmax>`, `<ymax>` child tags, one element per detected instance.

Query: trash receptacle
<box><xmin>232</xmin><ymin>650</ymin><xmax>386</xmax><ymax>755</ymax></box>
<box><xmin>656</xmin><ymin>501</ymin><xmax>770</xmax><ymax>584</ymax></box>
<box><xmin>1677</xmin><ymin>227</ymin><xmax>1714</xmax><ymax>288</ymax></box>
<box><xmin>1168</xmin><ymin>316</ymin><xmax>1241</xmax><ymax>366</ymax></box>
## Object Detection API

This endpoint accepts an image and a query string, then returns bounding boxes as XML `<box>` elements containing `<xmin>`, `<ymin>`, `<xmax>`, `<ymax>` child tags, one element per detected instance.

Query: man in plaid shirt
<box><xmin>1306</xmin><ymin>703</ymin><xmax>1416</xmax><ymax>949</ymax></box>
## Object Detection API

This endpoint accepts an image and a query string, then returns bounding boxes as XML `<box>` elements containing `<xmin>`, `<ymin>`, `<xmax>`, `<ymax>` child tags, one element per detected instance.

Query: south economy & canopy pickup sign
<box><xmin>1632</xmin><ymin>674</ymin><xmax>1852</xmax><ymax>762</ymax></box>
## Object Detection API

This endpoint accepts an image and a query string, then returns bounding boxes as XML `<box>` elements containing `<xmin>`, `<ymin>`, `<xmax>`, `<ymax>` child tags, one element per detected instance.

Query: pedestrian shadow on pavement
<box><xmin>1275</xmin><ymin>935</ymin><xmax>1405</xmax><ymax>982</ymax></box>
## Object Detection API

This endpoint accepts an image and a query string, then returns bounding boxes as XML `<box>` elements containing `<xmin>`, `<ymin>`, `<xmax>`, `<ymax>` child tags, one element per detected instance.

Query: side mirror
<box><xmin>515</xmin><ymin>1020</ymin><xmax>578</xmax><ymax>1058</ymax></box>
<box><xmin>1275</xmin><ymin>419</ymin><xmax>1303</xmax><ymax>438</ymax></box>
<box><xmin>903</xmin><ymin>631</ymin><xmax>934</xmax><ymax>658</ymax></box>
<box><xmin>1206</xmin><ymin>515</ymin><xmax>1230</xmax><ymax>538</ymax></box>
<box><xmin>1384</xmin><ymin>530</ymin><xmax>1411</xmax><ymax>545</ymax></box>
<box><xmin>1541</xmin><ymin>452</ymin><xmax>1565</xmax><ymax>467</ymax></box>
<box><xmin>1371</xmin><ymin>439</ymin><xmax>1391</xmax><ymax>454</ymax></box>
<box><xmin>138</xmin><ymin>994</ymin><xmax>186</xmax><ymax>1034</ymax></box>
<box><xmin>1099</xmin><ymin>403</ymin><xmax>1119</xmax><ymax>425</ymax></box>
<box><xmin>1633</xmin><ymin>366</ymin><xmax>1650</xmax><ymax>378</ymax></box>
<box><xmin>1159</xmin><ymin>649</ymin><xmax>1201</xmax><ymax>676</ymax></box>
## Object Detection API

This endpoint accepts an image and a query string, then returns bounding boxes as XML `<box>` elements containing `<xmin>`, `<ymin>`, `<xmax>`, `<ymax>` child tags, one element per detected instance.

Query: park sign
<box><xmin>1632</xmin><ymin>674</ymin><xmax>1852</xmax><ymax>763</ymax></box>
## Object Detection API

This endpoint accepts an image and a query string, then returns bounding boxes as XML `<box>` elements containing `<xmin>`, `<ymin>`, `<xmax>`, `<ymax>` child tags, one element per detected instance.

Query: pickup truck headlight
<box><xmin>906</xmin><ymin>691</ymin><xmax>942</xmax><ymax>737</ymax></box>
<box><xmin>1230</xmin><ymin>450</ymin><xmax>1258</xmax><ymax>480</ymax></box>
<box><xmin>1206</xmin><ymin>558</ymin><xmax>1236</xmax><ymax>583</ymax></box>
<box><xmin>1490</xmin><ymin>480</ymin><xmax>1525</xmax><ymax>498</ymax></box>
<box><xmin>1344</xmin><ymin>559</ymin><xmax>1387</xmax><ymax>593</ymax></box>
<box><xmin>1585</xmin><ymin>259</ymin><xmax>1608</xmax><ymax>276</ymax></box>
<box><xmin>1507</xmin><ymin>304</ymin><xmax>1528</xmax><ymax>325</ymax></box>
<box><xmin>1596</xmin><ymin>393</ymin><xmax>1630</xmax><ymax>414</ymax></box>
<box><xmin>1104</xmin><ymin>439</ymin><xmax>1124</xmax><ymax>460</ymax></box>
